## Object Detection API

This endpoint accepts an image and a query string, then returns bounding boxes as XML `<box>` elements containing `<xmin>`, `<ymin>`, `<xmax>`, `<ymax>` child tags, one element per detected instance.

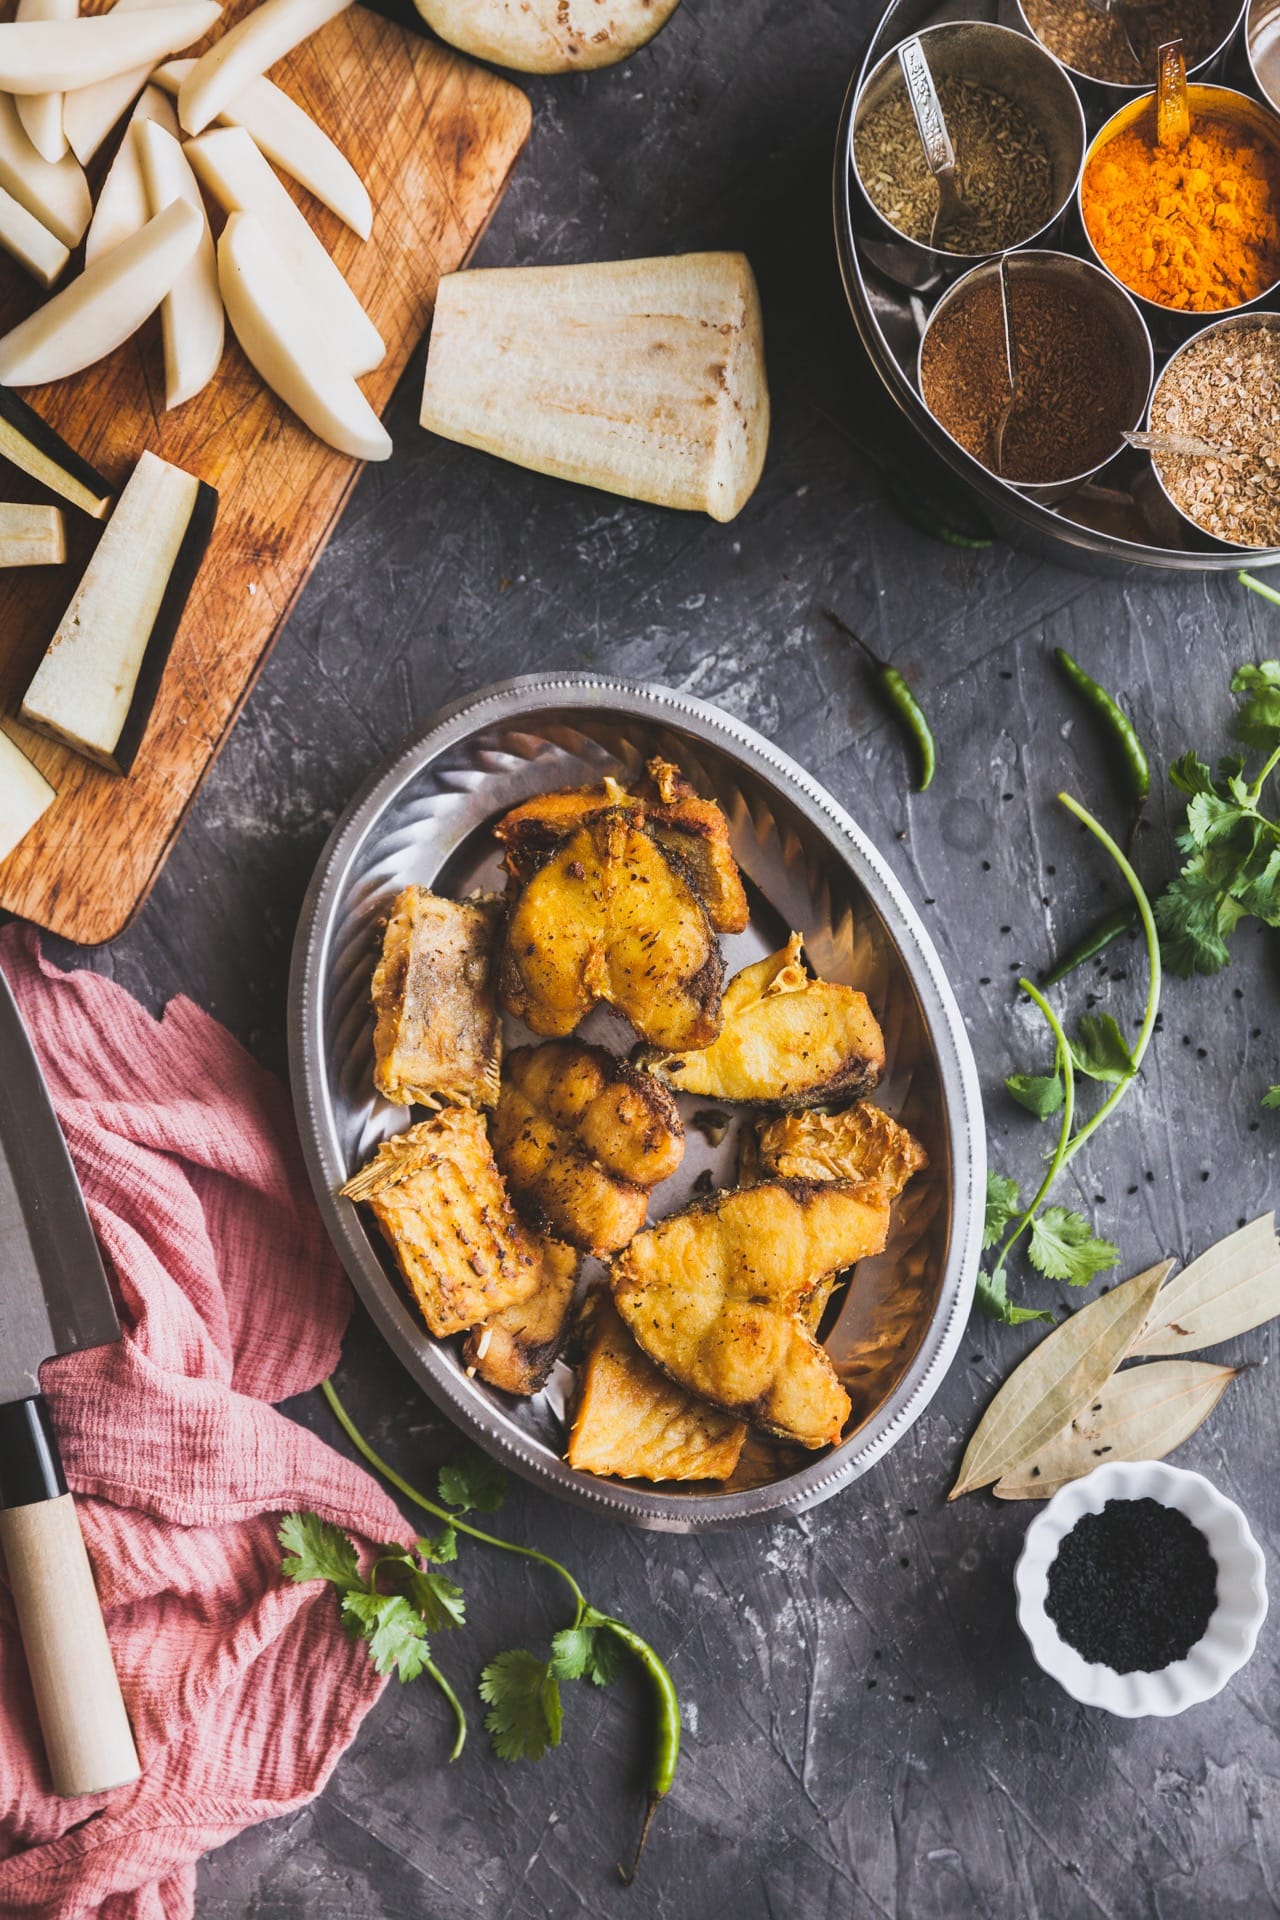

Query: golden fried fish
<box><xmin>371</xmin><ymin>888</ymin><xmax>501</xmax><ymax>1108</ymax></box>
<box><xmin>341</xmin><ymin>1110</ymin><xmax>541</xmax><ymax>1337</ymax></box>
<box><xmin>611</xmin><ymin>1179</ymin><xmax>890</xmax><ymax>1448</ymax></box>
<box><xmin>644</xmin><ymin>934</ymin><xmax>885</xmax><ymax>1107</ymax></box>
<box><xmin>492</xmin><ymin>1041</ymin><xmax>684</xmax><ymax>1253</ymax></box>
<box><xmin>567</xmin><ymin>1293</ymin><xmax>747</xmax><ymax>1481</ymax></box>
<box><xmin>500</xmin><ymin>808</ymin><xmax>724</xmax><ymax>1050</ymax></box>
<box><xmin>750</xmin><ymin>1102</ymin><xmax>927</xmax><ymax>1199</ymax></box>
<box><xmin>465</xmin><ymin>1237</ymin><xmax>581</xmax><ymax>1396</ymax></box>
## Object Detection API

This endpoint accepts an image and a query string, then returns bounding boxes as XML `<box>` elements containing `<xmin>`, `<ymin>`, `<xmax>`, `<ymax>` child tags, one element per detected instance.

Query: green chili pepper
<box><xmin>606</xmin><ymin>1617</ymin><xmax>681</xmax><ymax>1885</ymax></box>
<box><xmin>1042</xmin><ymin>904</ymin><xmax>1140</xmax><ymax>987</ymax></box>
<box><xmin>1053</xmin><ymin>647</ymin><xmax>1150</xmax><ymax>807</ymax></box>
<box><xmin>1240</xmin><ymin>568</ymin><xmax>1280</xmax><ymax>609</ymax></box>
<box><xmin>826</xmin><ymin>611</ymin><xmax>937</xmax><ymax>792</ymax></box>
<box><xmin>886</xmin><ymin>473</ymin><xmax>996</xmax><ymax>549</ymax></box>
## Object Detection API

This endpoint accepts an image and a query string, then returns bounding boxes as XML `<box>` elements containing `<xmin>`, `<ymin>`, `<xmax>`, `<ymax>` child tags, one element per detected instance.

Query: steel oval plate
<box><xmin>288</xmin><ymin>675</ymin><xmax>984</xmax><ymax>1531</ymax></box>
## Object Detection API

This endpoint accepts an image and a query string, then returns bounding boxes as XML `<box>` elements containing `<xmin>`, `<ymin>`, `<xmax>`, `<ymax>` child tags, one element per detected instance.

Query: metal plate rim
<box><xmin>288</xmin><ymin>673</ymin><xmax>985</xmax><ymax>1533</ymax></box>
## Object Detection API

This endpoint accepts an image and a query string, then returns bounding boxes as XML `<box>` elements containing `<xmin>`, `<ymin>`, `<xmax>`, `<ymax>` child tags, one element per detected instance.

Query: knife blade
<box><xmin>0</xmin><ymin>963</ymin><xmax>140</xmax><ymax>1798</ymax></box>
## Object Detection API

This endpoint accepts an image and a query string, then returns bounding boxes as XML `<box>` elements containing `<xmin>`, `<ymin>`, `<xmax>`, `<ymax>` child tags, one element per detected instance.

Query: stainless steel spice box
<box><xmin>835</xmin><ymin>0</ymin><xmax>1280</xmax><ymax>573</ymax></box>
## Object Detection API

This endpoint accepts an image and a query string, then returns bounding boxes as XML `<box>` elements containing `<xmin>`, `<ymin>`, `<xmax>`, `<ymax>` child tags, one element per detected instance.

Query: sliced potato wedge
<box><xmin>416</xmin><ymin>0</ymin><xmax>682</xmax><ymax>74</ymax></box>
<box><xmin>0</xmin><ymin>93</ymin><xmax>88</xmax><ymax>247</ymax></box>
<box><xmin>0</xmin><ymin>4</ymin><xmax>220</xmax><ymax>95</ymax></box>
<box><xmin>135</xmin><ymin>117</ymin><xmax>222</xmax><ymax>406</ymax></box>
<box><xmin>217</xmin><ymin>210</ymin><xmax>390</xmax><ymax>459</ymax></box>
<box><xmin>0</xmin><ymin>194</ymin><xmax>201</xmax><ymax>386</ymax></box>
<box><xmin>178</xmin><ymin>0</ymin><xmax>349</xmax><ymax>134</ymax></box>
<box><xmin>15</xmin><ymin>0</ymin><xmax>76</xmax><ymax>165</ymax></box>
<box><xmin>0</xmin><ymin>179</ymin><xmax>68</xmax><ymax>285</ymax></box>
<box><xmin>154</xmin><ymin>57</ymin><xmax>370</xmax><ymax>237</ymax></box>
<box><xmin>83</xmin><ymin>84</ymin><xmax>178</xmax><ymax>268</ymax></box>
<box><xmin>62</xmin><ymin>0</ymin><xmax>187</xmax><ymax>165</ymax></box>
<box><xmin>0</xmin><ymin>500</ymin><xmax>64</xmax><ymax>564</ymax></box>
<box><xmin>420</xmin><ymin>253</ymin><xmax>769</xmax><ymax>522</ymax></box>
<box><xmin>188</xmin><ymin>127</ymin><xmax>381</xmax><ymax>373</ymax></box>
<box><xmin>0</xmin><ymin>727</ymin><xmax>55</xmax><ymax>861</ymax></box>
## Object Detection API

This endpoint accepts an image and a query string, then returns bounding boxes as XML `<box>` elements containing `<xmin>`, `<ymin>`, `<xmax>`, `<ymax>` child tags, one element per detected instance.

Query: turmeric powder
<box><xmin>1081</xmin><ymin>109</ymin><xmax>1280</xmax><ymax>310</ymax></box>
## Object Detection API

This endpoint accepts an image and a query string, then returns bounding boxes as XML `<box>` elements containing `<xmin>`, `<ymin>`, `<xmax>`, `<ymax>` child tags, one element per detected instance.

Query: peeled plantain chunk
<box><xmin>341</xmin><ymin>1110</ymin><xmax>542</xmax><ymax>1338</ymax></box>
<box><xmin>567</xmin><ymin>1292</ymin><xmax>746</xmax><ymax>1482</ymax></box>
<box><xmin>492</xmin><ymin>1040</ymin><xmax>684</xmax><ymax>1254</ymax></box>
<box><xmin>644</xmin><ymin>934</ymin><xmax>885</xmax><ymax>1108</ymax></box>
<box><xmin>499</xmin><ymin>807</ymin><xmax>724</xmax><ymax>1051</ymax></box>
<box><xmin>465</xmin><ymin>1236</ymin><xmax>580</xmax><ymax>1397</ymax></box>
<box><xmin>371</xmin><ymin>888</ymin><xmax>502</xmax><ymax>1109</ymax></box>
<box><xmin>611</xmin><ymin>1179</ymin><xmax>890</xmax><ymax>1449</ymax></box>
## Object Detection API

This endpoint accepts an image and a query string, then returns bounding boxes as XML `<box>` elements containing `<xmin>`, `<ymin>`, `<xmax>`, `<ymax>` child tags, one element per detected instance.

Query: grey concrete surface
<box><xmin>27</xmin><ymin>0</ymin><xmax>1280</xmax><ymax>1913</ymax></box>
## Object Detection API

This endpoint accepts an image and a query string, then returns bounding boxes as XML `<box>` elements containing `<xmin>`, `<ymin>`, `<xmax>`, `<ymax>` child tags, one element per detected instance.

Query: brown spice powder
<box><xmin>1150</xmin><ymin>324</ymin><xmax>1280</xmax><ymax>546</ymax></box>
<box><xmin>920</xmin><ymin>275</ymin><xmax>1142</xmax><ymax>484</ymax></box>
<box><xmin>1022</xmin><ymin>0</ymin><xmax>1236</xmax><ymax>87</ymax></box>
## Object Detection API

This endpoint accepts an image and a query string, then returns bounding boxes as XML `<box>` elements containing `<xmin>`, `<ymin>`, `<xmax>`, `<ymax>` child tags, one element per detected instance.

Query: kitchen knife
<box><xmin>0</xmin><ymin>966</ymin><xmax>140</xmax><ymax>1798</ymax></box>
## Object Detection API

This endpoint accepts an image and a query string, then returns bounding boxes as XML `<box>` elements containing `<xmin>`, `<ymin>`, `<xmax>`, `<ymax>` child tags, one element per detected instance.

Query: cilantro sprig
<box><xmin>1153</xmin><ymin>663</ymin><xmax>1280</xmax><ymax>978</ymax></box>
<box><xmin>281</xmin><ymin>1380</ymin><xmax>679</xmax><ymax>1881</ymax></box>
<box><xmin>979</xmin><ymin>792</ymin><xmax>1161</xmax><ymax>1325</ymax></box>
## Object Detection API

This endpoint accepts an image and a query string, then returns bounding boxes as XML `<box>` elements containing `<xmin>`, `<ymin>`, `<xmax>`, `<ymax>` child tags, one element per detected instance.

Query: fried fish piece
<box><xmin>494</xmin><ymin>757</ymin><xmax>747</xmax><ymax>933</ymax></box>
<box><xmin>465</xmin><ymin>1236</ymin><xmax>581</xmax><ymax>1396</ymax></box>
<box><xmin>566</xmin><ymin>1293</ymin><xmax>747</xmax><ymax>1481</ymax></box>
<box><xmin>644</xmin><ymin>934</ymin><xmax>885</xmax><ymax>1107</ymax></box>
<box><xmin>341</xmin><ymin>1110</ymin><xmax>542</xmax><ymax>1337</ymax></box>
<box><xmin>371</xmin><ymin>888</ymin><xmax>501</xmax><ymax>1108</ymax></box>
<box><xmin>611</xmin><ymin>1179</ymin><xmax>890</xmax><ymax>1448</ymax></box>
<box><xmin>492</xmin><ymin>1041</ymin><xmax>684</xmax><ymax>1253</ymax></box>
<box><xmin>500</xmin><ymin>807</ymin><xmax>724</xmax><ymax>1050</ymax></box>
<box><xmin>750</xmin><ymin>1102</ymin><xmax>927</xmax><ymax>1199</ymax></box>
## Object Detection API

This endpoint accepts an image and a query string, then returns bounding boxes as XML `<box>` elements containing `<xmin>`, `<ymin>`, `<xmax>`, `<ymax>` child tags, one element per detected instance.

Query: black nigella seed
<box><xmin>1045</xmin><ymin>1497</ymin><xmax>1217</xmax><ymax>1674</ymax></box>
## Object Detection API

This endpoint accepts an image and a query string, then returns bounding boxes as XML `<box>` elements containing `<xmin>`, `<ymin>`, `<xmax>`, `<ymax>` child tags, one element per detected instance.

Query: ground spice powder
<box><xmin>1045</xmin><ymin>1496</ymin><xmax>1218</xmax><ymax>1672</ymax></box>
<box><xmin>1082</xmin><ymin>110</ymin><xmax>1280</xmax><ymax>311</ymax></box>
<box><xmin>1150</xmin><ymin>322</ymin><xmax>1280</xmax><ymax>546</ymax></box>
<box><xmin>1022</xmin><ymin>0</ymin><xmax>1235</xmax><ymax>87</ymax></box>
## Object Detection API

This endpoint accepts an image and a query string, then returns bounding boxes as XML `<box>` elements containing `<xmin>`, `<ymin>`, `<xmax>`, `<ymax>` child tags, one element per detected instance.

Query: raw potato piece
<box><xmin>15</xmin><ymin>0</ymin><xmax>76</xmax><ymax>166</ymax></box>
<box><xmin>187</xmin><ymin>126</ymin><xmax>382</xmax><ymax>373</ymax></box>
<box><xmin>21</xmin><ymin>448</ymin><xmax>216</xmax><ymax>773</ymax></box>
<box><xmin>646</xmin><ymin>934</ymin><xmax>886</xmax><ymax>1108</ymax></box>
<box><xmin>0</xmin><ymin>181</ymin><xmax>68</xmax><ymax>286</ymax></box>
<box><xmin>136</xmin><ymin>118</ymin><xmax>223</xmax><ymax>406</ymax></box>
<box><xmin>465</xmin><ymin>1237</ymin><xmax>580</xmax><ymax>1396</ymax></box>
<box><xmin>567</xmin><ymin>1294</ymin><xmax>747</xmax><ymax>1482</ymax></box>
<box><xmin>416</xmin><ymin>0</ymin><xmax>682</xmax><ymax>73</ymax></box>
<box><xmin>0</xmin><ymin>93</ymin><xmax>90</xmax><ymax>246</ymax></box>
<box><xmin>178</xmin><ymin>0</ymin><xmax>349</xmax><ymax>134</ymax></box>
<box><xmin>750</xmin><ymin>1102</ymin><xmax>927</xmax><ymax>1198</ymax></box>
<box><xmin>500</xmin><ymin>808</ymin><xmax>724</xmax><ymax>1051</ymax></box>
<box><xmin>62</xmin><ymin>0</ymin><xmax>185</xmax><ymax>166</ymax></box>
<box><xmin>612</xmin><ymin>1180</ymin><xmax>891</xmax><ymax>1448</ymax></box>
<box><xmin>0</xmin><ymin>728</ymin><xmax>55</xmax><ymax>860</ymax></box>
<box><xmin>420</xmin><ymin>254</ymin><xmax>770</xmax><ymax>523</ymax></box>
<box><xmin>492</xmin><ymin>1041</ymin><xmax>684</xmax><ymax>1253</ymax></box>
<box><xmin>371</xmin><ymin>887</ymin><xmax>502</xmax><ymax>1109</ymax></box>
<box><xmin>0</xmin><ymin>502</ymin><xmax>64</xmax><ymax>565</ymax></box>
<box><xmin>0</xmin><ymin>4</ymin><xmax>221</xmax><ymax>95</ymax></box>
<box><xmin>83</xmin><ymin>85</ymin><xmax>179</xmax><ymax>267</ymax></box>
<box><xmin>0</xmin><ymin>388</ymin><xmax>110</xmax><ymax>517</ymax></box>
<box><xmin>217</xmin><ymin>211</ymin><xmax>391</xmax><ymax>460</ymax></box>
<box><xmin>154</xmin><ymin>58</ymin><xmax>371</xmax><ymax>237</ymax></box>
<box><xmin>0</xmin><ymin>195</ymin><xmax>201</xmax><ymax>386</ymax></box>
<box><xmin>341</xmin><ymin>1109</ymin><xmax>544</xmax><ymax>1338</ymax></box>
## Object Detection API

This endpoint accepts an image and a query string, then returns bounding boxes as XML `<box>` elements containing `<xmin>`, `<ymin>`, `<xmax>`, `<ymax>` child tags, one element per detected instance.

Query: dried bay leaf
<box><xmin>991</xmin><ymin>1360</ymin><xmax>1236</xmax><ymax>1500</ymax></box>
<box><xmin>1132</xmin><ymin>1212</ymin><xmax>1280</xmax><ymax>1356</ymax></box>
<box><xmin>948</xmin><ymin>1260</ymin><xmax>1173</xmax><ymax>1500</ymax></box>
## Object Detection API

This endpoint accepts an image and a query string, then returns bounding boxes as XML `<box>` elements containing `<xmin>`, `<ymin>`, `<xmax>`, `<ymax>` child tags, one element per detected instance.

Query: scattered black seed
<box><xmin>1000</xmin><ymin>669</ymin><xmax>1013</xmax><ymax>679</ymax></box>
<box><xmin>901</xmin><ymin>1694</ymin><xmax>916</xmax><ymax>1703</ymax></box>
<box><xmin>1094</xmin><ymin>1194</ymin><xmax>1106</xmax><ymax>1205</ymax></box>
<box><xmin>1234</xmin><ymin>988</ymin><xmax>1244</xmax><ymax>1001</ymax></box>
<box><xmin>1003</xmin><ymin>791</ymin><xmax>1014</xmax><ymax>801</ymax></box>
<box><xmin>1196</xmin><ymin>1047</ymin><xmax>1207</xmax><ymax>1060</ymax></box>
<box><xmin>1253</xmin><ymin>1027</ymin><xmax>1263</xmax><ymax>1039</ymax></box>
<box><xmin>1001</xmin><ymin>923</ymin><xmax>1012</xmax><ymax>934</ymax></box>
<box><xmin>1145</xmin><ymin>1170</ymin><xmax>1155</xmax><ymax>1183</ymax></box>
<box><xmin>1042</xmin><ymin>894</ymin><xmax>1052</xmax><ymax>906</ymax></box>
<box><xmin>904</xmin><ymin>1505</ymin><xmax>919</xmax><ymax>1516</ymax></box>
<box><xmin>1250</xmin><ymin>1121</ymin><xmax>1261</xmax><ymax>1133</ymax></box>
<box><xmin>925</xmin><ymin>896</ymin><xmax>936</xmax><ymax>905</ymax></box>
<box><xmin>1239</xmin><ymin>1217</ymin><xmax>1248</xmax><ymax>1229</ymax></box>
<box><xmin>1045</xmin><ymin>1497</ymin><xmax>1217</xmax><ymax>1673</ymax></box>
<box><xmin>982</xmin><ymin>860</ymin><xmax>992</xmax><ymax>872</ymax></box>
<box><xmin>980</xmin><ymin>976</ymin><xmax>992</xmax><ymax>986</ymax></box>
<box><xmin>1086</xmin><ymin>992</ymin><xmax>1100</xmax><ymax>1008</ymax></box>
<box><xmin>899</xmin><ymin>1555</ymin><xmax>910</xmax><ymax>1568</ymax></box>
<box><xmin>1200</xmin><ymin>1170</ymin><xmax>1211</xmax><ymax>1182</ymax></box>
<box><xmin>1182</xmin><ymin>1035</ymin><xmax>1192</xmax><ymax>1047</ymax></box>
<box><xmin>874</xmin><ymin>1649</ymin><xmax>883</xmax><ymax>1661</ymax></box>
<box><xmin>1127</xmin><ymin>1184</ymin><xmax>1139</xmax><ymax>1196</ymax></box>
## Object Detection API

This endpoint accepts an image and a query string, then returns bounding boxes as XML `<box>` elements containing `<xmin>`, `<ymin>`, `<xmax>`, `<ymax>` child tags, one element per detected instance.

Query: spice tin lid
<box><xmin>1014</xmin><ymin>1459</ymin><xmax>1268</xmax><ymax>1716</ymax></box>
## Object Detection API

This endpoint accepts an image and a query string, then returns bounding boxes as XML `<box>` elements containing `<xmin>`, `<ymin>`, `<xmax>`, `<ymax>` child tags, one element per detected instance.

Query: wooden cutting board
<box><xmin>0</xmin><ymin>3</ymin><xmax>529</xmax><ymax>945</ymax></box>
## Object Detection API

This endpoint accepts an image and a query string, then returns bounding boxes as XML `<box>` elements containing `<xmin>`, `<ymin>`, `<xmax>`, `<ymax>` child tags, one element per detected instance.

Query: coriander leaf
<box><xmin>480</xmin><ymin>1649</ymin><xmax>563</xmax><ymax>1761</ymax></box>
<box><xmin>984</xmin><ymin>1172</ymin><xmax>1021</xmax><ymax>1250</ymax></box>
<box><xmin>975</xmin><ymin>1265</ymin><xmax>1054</xmax><ymax>1326</ymax></box>
<box><xmin>1068</xmin><ymin>1012</ymin><xmax>1135</xmax><ymax>1085</ymax></box>
<box><xmin>341</xmin><ymin>1589</ymin><xmax>432</xmax><ymax>1681</ymax></box>
<box><xmin>1264</xmin><ymin>1086</ymin><xmax>1280</xmax><ymax>1110</ymax></box>
<box><xmin>549</xmin><ymin>1624</ymin><xmax>594</xmax><ymax>1681</ymax></box>
<box><xmin>581</xmin><ymin>1624</ymin><xmax>625</xmax><ymax>1689</ymax></box>
<box><xmin>407</xmin><ymin>1568</ymin><xmax>467</xmax><ymax>1633</ymax></box>
<box><xmin>1232</xmin><ymin>844</ymin><xmax>1280</xmax><ymax>926</ymax></box>
<box><xmin>1232</xmin><ymin>661</ymin><xmax>1280</xmax><ymax>753</ymax></box>
<box><xmin>279</xmin><ymin>1512</ymin><xmax>360</xmax><ymax>1590</ymax></box>
<box><xmin>1028</xmin><ymin>1207</ymin><xmax>1120</xmax><ymax>1287</ymax></box>
<box><xmin>550</xmin><ymin>1615</ymin><xmax>625</xmax><ymax>1688</ymax></box>
<box><xmin>1005</xmin><ymin>1071</ymin><xmax>1064</xmax><ymax>1119</ymax></box>
<box><xmin>438</xmin><ymin>1447</ymin><xmax>507</xmax><ymax>1516</ymax></box>
<box><xmin>1169</xmin><ymin>750</ymin><xmax>1219</xmax><ymax>798</ymax></box>
<box><xmin>417</xmin><ymin>1525</ymin><xmax>458</xmax><ymax>1564</ymax></box>
<box><xmin>1155</xmin><ymin>868</ymin><xmax>1234</xmax><ymax>976</ymax></box>
<box><xmin>1183</xmin><ymin>790</ymin><xmax>1248</xmax><ymax>851</ymax></box>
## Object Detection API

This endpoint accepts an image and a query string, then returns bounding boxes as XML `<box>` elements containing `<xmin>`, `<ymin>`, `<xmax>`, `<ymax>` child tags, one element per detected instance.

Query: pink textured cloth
<box><xmin>0</xmin><ymin>925</ymin><xmax>403</xmax><ymax>1920</ymax></box>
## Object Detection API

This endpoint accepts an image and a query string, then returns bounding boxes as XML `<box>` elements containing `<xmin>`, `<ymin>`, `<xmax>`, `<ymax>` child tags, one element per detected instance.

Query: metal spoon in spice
<box><xmin>1125</xmin><ymin>428</ymin><xmax>1280</xmax><ymax>459</ymax></box>
<box><xmin>991</xmin><ymin>254</ymin><xmax>1022</xmax><ymax>477</ymax></box>
<box><xmin>896</xmin><ymin>36</ymin><xmax>973</xmax><ymax>250</ymax></box>
<box><xmin>1156</xmin><ymin>37</ymin><xmax>1191</xmax><ymax>147</ymax></box>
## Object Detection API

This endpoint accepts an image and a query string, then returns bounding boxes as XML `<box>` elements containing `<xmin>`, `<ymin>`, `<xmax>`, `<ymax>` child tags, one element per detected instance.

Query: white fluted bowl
<box><xmin>1014</xmin><ymin>1460</ymin><xmax>1268</xmax><ymax>1717</ymax></box>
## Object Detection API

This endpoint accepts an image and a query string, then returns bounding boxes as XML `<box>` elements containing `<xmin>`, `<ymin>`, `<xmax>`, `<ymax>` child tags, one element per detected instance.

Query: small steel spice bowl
<box><xmin>1016</xmin><ymin>0</ymin><xmax>1246</xmax><ymax>100</ymax></box>
<box><xmin>1014</xmin><ymin>1460</ymin><xmax>1268</xmax><ymax>1716</ymax></box>
<box><xmin>1248</xmin><ymin>0</ymin><xmax>1280</xmax><ymax>112</ymax></box>
<box><xmin>850</xmin><ymin>20</ymin><xmax>1087</xmax><ymax>271</ymax></box>
<box><xmin>916</xmin><ymin>249</ymin><xmax>1154</xmax><ymax>504</ymax></box>
<box><xmin>1145</xmin><ymin>310</ymin><xmax>1280</xmax><ymax>548</ymax></box>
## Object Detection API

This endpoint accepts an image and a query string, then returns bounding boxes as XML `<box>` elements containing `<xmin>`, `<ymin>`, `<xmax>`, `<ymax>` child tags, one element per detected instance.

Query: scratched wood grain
<box><xmin>0</xmin><ymin>1</ymin><xmax>529</xmax><ymax>944</ymax></box>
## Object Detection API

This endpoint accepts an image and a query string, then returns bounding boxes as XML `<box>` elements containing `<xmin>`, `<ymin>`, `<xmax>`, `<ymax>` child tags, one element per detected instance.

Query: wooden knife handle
<box><xmin>0</xmin><ymin>1398</ymin><xmax>140</xmax><ymax>1798</ymax></box>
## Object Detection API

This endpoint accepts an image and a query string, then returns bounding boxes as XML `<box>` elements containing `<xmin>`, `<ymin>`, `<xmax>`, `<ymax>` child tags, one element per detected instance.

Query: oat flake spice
<box><xmin>855</xmin><ymin>76</ymin><xmax>1055</xmax><ymax>254</ymax></box>
<box><xmin>1022</xmin><ymin>0</ymin><xmax>1235</xmax><ymax>87</ymax></box>
<box><xmin>1081</xmin><ymin>110</ymin><xmax>1280</xmax><ymax>311</ymax></box>
<box><xmin>1151</xmin><ymin>323</ymin><xmax>1280</xmax><ymax>545</ymax></box>
<box><xmin>1045</xmin><ymin>1497</ymin><xmax>1217</xmax><ymax>1673</ymax></box>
